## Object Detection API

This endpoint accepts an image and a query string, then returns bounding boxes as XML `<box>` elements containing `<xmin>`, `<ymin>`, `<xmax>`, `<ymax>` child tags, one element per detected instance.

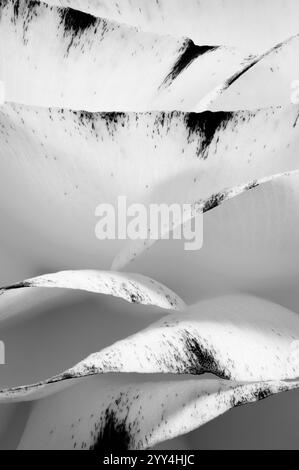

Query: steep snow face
<box><xmin>44</xmin><ymin>0</ymin><xmax>299</xmax><ymax>54</ymax></box>
<box><xmin>0</xmin><ymin>0</ymin><xmax>251</xmax><ymax>111</ymax></box>
<box><xmin>17</xmin><ymin>376</ymin><xmax>299</xmax><ymax>450</ymax></box>
<box><xmin>1</xmin><ymin>103</ymin><xmax>299</xmax><ymax>272</ymax></box>
<box><xmin>209</xmin><ymin>35</ymin><xmax>299</xmax><ymax>111</ymax></box>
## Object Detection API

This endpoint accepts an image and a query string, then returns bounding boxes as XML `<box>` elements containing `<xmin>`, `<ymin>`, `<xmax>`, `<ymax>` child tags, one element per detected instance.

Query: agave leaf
<box><xmin>0</xmin><ymin>269</ymin><xmax>183</xmax><ymax>393</ymax></box>
<box><xmin>17</xmin><ymin>374</ymin><xmax>299</xmax><ymax>449</ymax></box>
<box><xmin>1</xmin><ymin>103</ymin><xmax>299</xmax><ymax>277</ymax></box>
<box><xmin>1</xmin><ymin>294</ymin><xmax>299</xmax><ymax>402</ymax></box>
<box><xmin>0</xmin><ymin>269</ymin><xmax>185</xmax><ymax>318</ymax></box>
<box><xmin>208</xmin><ymin>34</ymin><xmax>299</xmax><ymax>111</ymax></box>
<box><xmin>129</xmin><ymin>171</ymin><xmax>299</xmax><ymax>306</ymax></box>
<box><xmin>111</xmin><ymin>171</ymin><xmax>296</xmax><ymax>271</ymax></box>
<box><xmin>44</xmin><ymin>0</ymin><xmax>299</xmax><ymax>54</ymax></box>
<box><xmin>0</xmin><ymin>0</ymin><xmax>250</xmax><ymax>111</ymax></box>
<box><xmin>0</xmin><ymin>278</ymin><xmax>171</xmax><ymax>396</ymax></box>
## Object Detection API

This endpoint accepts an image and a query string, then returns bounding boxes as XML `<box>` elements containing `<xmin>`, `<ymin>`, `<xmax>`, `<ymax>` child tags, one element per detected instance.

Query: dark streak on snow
<box><xmin>293</xmin><ymin>111</ymin><xmax>299</xmax><ymax>128</ymax></box>
<box><xmin>59</xmin><ymin>7</ymin><xmax>97</xmax><ymax>36</ymax></box>
<box><xmin>13</xmin><ymin>0</ymin><xmax>20</xmax><ymax>19</ymax></box>
<box><xmin>162</xmin><ymin>40</ymin><xmax>218</xmax><ymax>88</ymax></box>
<box><xmin>225</xmin><ymin>57</ymin><xmax>260</xmax><ymax>88</ymax></box>
<box><xmin>100</xmin><ymin>112</ymin><xmax>128</xmax><ymax>136</ymax></box>
<box><xmin>76</xmin><ymin>110</ymin><xmax>97</xmax><ymax>127</ymax></box>
<box><xmin>90</xmin><ymin>409</ymin><xmax>130</xmax><ymax>451</ymax></box>
<box><xmin>0</xmin><ymin>281</ymin><xmax>32</xmax><ymax>291</ymax></box>
<box><xmin>0</xmin><ymin>0</ymin><xmax>20</xmax><ymax>20</ymax></box>
<box><xmin>0</xmin><ymin>0</ymin><xmax>42</xmax><ymax>42</ymax></box>
<box><xmin>183</xmin><ymin>331</ymin><xmax>231</xmax><ymax>379</ymax></box>
<box><xmin>1</xmin><ymin>0</ymin><xmax>108</xmax><ymax>52</ymax></box>
<box><xmin>202</xmin><ymin>180</ymin><xmax>260</xmax><ymax>212</ymax></box>
<box><xmin>185</xmin><ymin>111</ymin><xmax>233</xmax><ymax>158</ymax></box>
<box><xmin>223</xmin><ymin>38</ymin><xmax>290</xmax><ymax>91</ymax></box>
<box><xmin>58</xmin><ymin>7</ymin><xmax>98</xmax><ymax>54</ymax></box>
<box><xmin>73</xmin><ymin>110</ymin><xmax>128</xmax><ymax>137</ymax></box>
